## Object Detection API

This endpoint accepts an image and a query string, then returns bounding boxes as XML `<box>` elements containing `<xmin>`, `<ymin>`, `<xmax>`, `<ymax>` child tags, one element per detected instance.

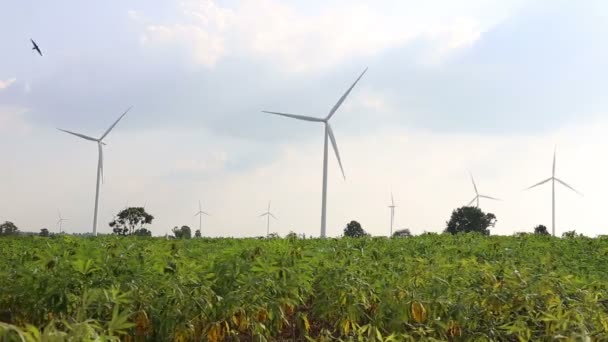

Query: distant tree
<box><xmin>534</xmin><ymin>225</ymin><xmax>550</xmax><ymax>236</ymax></box>
<box><xmin>421</xmin><ymin>231</ymin><xmax>438</xmax><ymax>236</ymax></box>
<box><xmin>110</xmin><ymin>207</ymin><xmax>154</xmax><ymax>236</ymax></box>
<box><xmin>392</xmin><ymin>228</ymin><xmax>412</xmax><ymax>238</ymax></box>
<box><xmin>444</xmin><ymin>206</ymin><xmax>496</xmax><ymax>235</ymax></box>
<box><xmin>173</xmin><ymin>225</ymin><xmax>192</xmax><ymax>239</ymax></box>
<box><xmin>562</xmin><ymin>230</ymin><xmax>581</xmax><ymax>238</ymax></box>
<box><xmin>195</xmin><ymin>229</ymin><xmax>201</xmax><ymax>238</ymax></box>
<box><xmin>343</xmin><ymin>220</ymin><xmax>368</xmax><ymax>238</ymax></box>
<box><xmin>133</xmin><ymin>228</ymin><xmax>152</xmax><ymax>237</ymax></box>
<box><xmin>0</xmin><ymin>221</ymin><xmax>19</xmax><ymax>236</ymax></box>
<box><xmin>39</xmin><ymin>228</ymin><xmax>50</xmax><ymax>237</ymax></box>
<box><xmin>286</xmin><ymin>231</ymin><xmax>298</xmax><ymax>239</ymax></box>
<box><xmin>267</xmin><ymin>232</ymin><xmax>279</xmax><ymax>239</ymax></box>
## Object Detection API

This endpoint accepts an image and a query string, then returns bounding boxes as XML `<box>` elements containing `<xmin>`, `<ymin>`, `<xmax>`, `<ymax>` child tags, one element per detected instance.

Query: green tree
<box><xmin>173</xmin><ymin>225</ymin><xmax>192</xmax><ymax>239</ymax></box>
<box><xmin>195</xmin><ymin>229</ymin><xmax>201</xmax><ymax>238</ymax></box>
<box><xmin>392</xmin><ymin>228</ymin><xmax>412</xmax><ymax>238</ymax></box>
<box><xmin>562</xmin><ymin>230</ymin><xmax>580</xmax><ymax>238</ymax></box>
<box><xmin>343</xmin><ymin>220</ymin><xmax>368</xmax><ymax>238</ymax></box>
<box><xmin>534</xmin><ymin>225</ymin><xmax>550</xmax><ymax>235</ymax></box>
<box><xmin>133</xmin><ymin>228</ymin><xmax>152</xmax><ymax>237</ymax></box>
<box><xmin>0</xmin><ymin>221</ymin><xmax>19</xmax><ymax>236</ymax></box>
<box><xmin>110</xmin><ymin>207</ymin><xmax>154</xmax><ymax>236</ymax></box>
<box><xmin>39</xmin><ymin>228</ymin><xmax>50</xmax><ymax>237</ymax></box>
<box><xmin>444</xmin><ymin>206</ymin><xmax>496</xmax><ymax>235</ymax></box>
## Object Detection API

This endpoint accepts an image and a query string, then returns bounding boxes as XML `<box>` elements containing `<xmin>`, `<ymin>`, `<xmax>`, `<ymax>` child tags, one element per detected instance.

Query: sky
<box><xmin>1</xmin><ymin>0</ymin><xmax>608</xmax><ymax>237</ymax></box>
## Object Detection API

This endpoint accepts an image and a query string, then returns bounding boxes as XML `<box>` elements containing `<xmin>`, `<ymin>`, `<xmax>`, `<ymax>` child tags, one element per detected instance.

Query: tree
<box><xmin>173</xmin><ymin>225</ymin><xmax>192</xmax><ymax>239</ymax></box>
<box><xmin>286</xmin><ymin>231</ymin><xmax>298</xmax><ymax>240</ymax></box>
<box><xmin>133</xmin><ymin>228</ymin><xmax>152</xmax><ymax>237</ymax></box>
<box><xmin>392</xmin><ymin>228</ymin><xmax>412</xmax><ymax>238</ymax></box>
<box><xmin>0</xmin><ymin>221</ymin><xmax>19</xmax><ymax>236</ymax></box>
<box><xmin>562</xmin><ymin>230</ymin><xmax>581</xmax><ymax>238</ymax></box>
<box><xmin>109</xmin><ymin>207</ymin><xmax>154</xmax><ymax>236</ymax></box>
<box><xmin>39</xmin><ymin>228</ymin><xmax>50</xmax><ymax>237</ymax></box>
<box><xmin>534</xmin><ymin>225</ymin><xmax>550</xmax><ymax>235</ymax></box>
<box><xmin>195</xmin><ymin>229</ymin><xmax>201</xmax><ymax>238</ymax></box>
<box><xmin>444</xmin><ymin>206</ymin><xmax>496</xmax><ymax>235</ymax></box>
<box><xmin>343</xmin><ymin>220</ymin><xmax>368</xmax><ymax>238</ymax></box>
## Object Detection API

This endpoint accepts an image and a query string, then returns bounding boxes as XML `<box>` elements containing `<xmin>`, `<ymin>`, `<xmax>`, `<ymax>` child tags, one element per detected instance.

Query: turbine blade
<box><xmin>479</xmin><ymin>195</ymin><xmax>501</xmax><ymax>201</ymax></box>
<box><xmin>199</xmin><ymin>200</ymin><xmax>202</xmax><ymax>212</ymax></box>
<box><xmin>327</xmin><ymin>124</ymin><xmax>345</xmax><ymax>179</ymax></box>
<box><xmin>553</xmin><ymin>147</ymin><xmax>556</xmax><ymax>177</ymax></box>
<box><xmin>100</xmin><ymin>106</ymin><xmax>132</xmax><ymax>140</ymax></box>
<box><xmin>470</xmin><ymin>173</ymin><xmax>478</xmax><ymax>195</ymax></box>
<box><xmin>194</xmin><ymin>212</ymin><xmax>200</xmax><ymax>217</ymax></box>
<box><xmin>262</xmin><ymin>111</ymin><xmax>323</xmax><ymax>122</ymax></box>
<box><xmin>555</xmin><ymin>178</ymin><xmax>583</xmax><ymax>196</ymax></box>
<box><xmin>467</xmin><ymin>197</ymin><xmax>477</xmax><ymax>206</ymax></box>
<box><xmin>259</xmin><ymin>212</ymin><xmax>268</xmax><ymax>217</ymax></box>
<box><xmin>57</xmin><ymin>128</ymin><xmax>98</xmax><ymax>142</ymax></box>
<box><xmin>270</xmin><ymin>213</ymin><xmax>277</xmax><ymax>220</ymax></box>
<box><xmin>98</xmin><ymin>143</ymin><xmax>104</xmax><ymax>184</ymax></box>
<box><xmin>202</xmin><ymin>211</ymin><xmax>210</xmax><ymax>216</ymax></box>
<box><xmin>525</xmin><ymin>177</ymin><xmax>552</xmax><ymax>190</ymax></box>
<box><xmin>326</xmin><ymin>67</ymin><xmax>368</xmax><ymax>121</ymax></box>
<box><xmin>391</xmin><ymin>192</ymin><xmax>395</xmax><ymax>206</ymax></box>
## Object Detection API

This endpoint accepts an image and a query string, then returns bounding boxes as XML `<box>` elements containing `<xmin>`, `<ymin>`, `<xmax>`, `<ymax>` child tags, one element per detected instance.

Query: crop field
<box><xmin>1</xmin><ymin>234</ymin><xmax>608</xmax><ymax>341</ymax></box>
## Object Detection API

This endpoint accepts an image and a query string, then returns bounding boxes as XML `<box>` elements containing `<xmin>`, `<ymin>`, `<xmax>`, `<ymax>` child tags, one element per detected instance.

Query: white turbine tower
<box><xmin>58</xmin><ymin>107</ymin><xmax>132</xmax><ymax>236</ymax></box>
<box><xmin>388</xmin><ymin>193</ymin><xmax>396</xmax><ymax>237</ymax></box>
<box><xmin>467</xmin><ymin>173</ymin><xmax>500</xmax><ymax>208</ymax></box>
<box><xmin>263</xmin><ymin>68</ymin><xmax>367</xmax><ymax>238</ymax></box>
<box><xmin>194</xmin><ymin>200</ymin><xmax>209</xmax><ymax>234</ymax></box>
<box><xmin>57</xmin><ymin>210</ymin><xmax>68</xmax><ymax>233</ymax></box>
<box><xmin>259</xmin><ymin>201</ymin><xmax>277</xmax><ymax>236</ymax></box>
<box><xmin>525</xmin><ymin>148</ymin><xmax>582</xmax><ymax>237</ymax></box>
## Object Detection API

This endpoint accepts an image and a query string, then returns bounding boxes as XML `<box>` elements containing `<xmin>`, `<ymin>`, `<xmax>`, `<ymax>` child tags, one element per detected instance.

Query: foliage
<box><xmin>109</xmin><ymin>207</ymin><xmax>154</xmax><ymax>236</ymax></box>
<box><xmin>195</xmin><ymin>229</ymin><xmax>201</xmax><ymax>238</ymax></box>
<box><xmin>172</xmin><ymin>225</ymin><xmax>192</xmax><ymax>239</ymax></box>
<box><xmin>534</xmin><ymin>225</ymin><xmax>550</xmax><ymax>235</ymax></box>
<box><xmin>343</xmin><ymin>220</ymin><xmax>368</xmax><ymax>238</ymax></box>
<box><xmin>1</xmin><ymin>235</ymin><xmax>608</xmax><ymax>340</ymax></box>
<box><xmin>39</xmin><ymin>228</ymin><xmax>50</xmax><ymax>237</ymax></box>
<box><xmin>0</xmin><ymin>221</ymin><xmax>19</xmax><ymax>236</ymax></box>
<box><xmin>562</xmin><ymin>230</ymin><xmax>582</xmax><ymax>238</ymax></box>
<box><xmin>392</xmin><ymin>228</ymin><xmax>412</xmax><ymax>238</ymax></box>
<box><xmin>286</xmin><ymin>231</ymin><xmax>298</xmax><ymax>240</ymax></box>
<box><xmin>445</xmin><ymin>206</ymin><xmax>496</xmax><ymax>235</ymax></box>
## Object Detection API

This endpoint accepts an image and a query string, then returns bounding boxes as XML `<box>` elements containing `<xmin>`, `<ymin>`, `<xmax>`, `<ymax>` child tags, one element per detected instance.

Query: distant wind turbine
<box><xmin>467</xmin><ymin>173</ymin><xmax>500</xmax><ymax>208</ymax></box>
<box><xmin>525</xmin><ymin>148</ymin><xmax>582</xmax><ymax>237</ymax></box>
<box><xmin>58</xmin><ymin>107</ymin><xmax>132</xmax><ymax>236</ymax></box>
<box><xmin>194</xmin><ymin>200</ymin><xmax>209</xmax><ymax>234</ymax></box>
<box><xmin>259</xmin><ymin>201</ymin><xmax>277</xmax><ymax>236</ymax></box>
<box><xmin>263</xmin><ymin>68</ymin><xmax>367</xmax><ymax>237</ymax></box>
<box><xmin>57</xmin><ymin>210</ymin><xmax>68</xmax><ymax>233</ymax></box>
<box><xmin>388</xmin><ymin>193</ymin><xmax>396</xmax><ymax>237</ymax></box>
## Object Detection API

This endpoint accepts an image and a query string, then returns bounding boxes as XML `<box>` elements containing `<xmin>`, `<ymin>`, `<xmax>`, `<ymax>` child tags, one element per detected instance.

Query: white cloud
<box><xmin>0</xmin><ymin>78</ymin><xmax>16</xmax><ymax>90</ymax></box>
<box><xmin>136</xmin><ymin>0</ymin><xmax>524</xmax><ymax>72</ymax></box>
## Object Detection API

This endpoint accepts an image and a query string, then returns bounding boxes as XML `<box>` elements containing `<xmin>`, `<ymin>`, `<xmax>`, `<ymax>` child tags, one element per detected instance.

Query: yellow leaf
<box><xmin>411</xmin><ymin>301</ymin><xmax>427</xmax><ymax>323</ymax></box>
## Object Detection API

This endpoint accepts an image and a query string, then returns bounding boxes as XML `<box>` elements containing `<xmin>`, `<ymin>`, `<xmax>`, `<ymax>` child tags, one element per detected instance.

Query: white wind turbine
<box><xmin>388</xmin><ymin>192</ymin><xmax>396</xmax><ymax>237</ymax></box>
<box><xmin>58</xmin><ymin>107</ymin><xmax>132</xmax><ymax>236</ymax></box>
<box><xmin>259</xmin><ymin>201</ymin><xmax>277</xmax><ymax>236</ymax></box>
<box><xmin>263</xmin><ymin>68</ymin><xmax>367</xmax><ymax>238</ymax></box>
<box><xmin>194</xmin><ymin>200</ymin><xmax>209</xmax><ymax>234</ymax></box>
<box><xmin>525</xmin><ymin>148</ymin><xmax>582</xmax><ymax>237</ymax></box>
<box><xmin>467</xmin><ymin>173</ymin><xmax>500</xmax><ymax>208</ymax></box>
<box><xmin>57</xmin><ymin>210</ymin><xmax>68</xmax><ymax>233</ymax></box>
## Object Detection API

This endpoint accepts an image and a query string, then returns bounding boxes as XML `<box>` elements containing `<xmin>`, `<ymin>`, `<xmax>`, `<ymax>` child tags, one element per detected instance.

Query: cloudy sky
<box><xmin>1</xmin><ymin>0</ymin><xmax>608</xmax><ymax>237</ymax></box>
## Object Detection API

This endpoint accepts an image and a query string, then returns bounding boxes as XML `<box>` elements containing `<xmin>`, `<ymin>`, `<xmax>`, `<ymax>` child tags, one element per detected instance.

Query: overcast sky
<box><xmin>1</xmin><ymin>0</ymin><xmax>608</xmax><ymax>237</ymax></box>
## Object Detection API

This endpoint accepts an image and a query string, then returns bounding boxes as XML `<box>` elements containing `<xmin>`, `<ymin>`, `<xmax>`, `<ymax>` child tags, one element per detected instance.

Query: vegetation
<box><xmin>392</xmin><ymin>228</ymin><xmax>412</xmax><ymax>238</ymax></box>
<box><xmin>0</xmin><ymin>221</ymin><xmax>19</xmax><ymax>236</ymax></box>
<box><xmin>1</xmin><ymin>234</ymin><xmax>607</xmax><ymax>341</ymax></box>
<box><xmin>445</xmin><ymin>206</ymin><xmax>496</xmax><ymax>235</ymax></box>
<box><xmin>534</xmin><ymin>225</ymin><xmax>550</xmax><ymax>235</ymax></box>
<box><xmin>343</xmin><ymin>220</ymin><xmax>368</xmax><ymax>238</ymax></box>
<box><xmin>172</xmin><ymin>225</ymin><xmax>192</xmax><ymax>239</ymax></box>
<box><xmin>110</xmin><ymin>207</ymin><xmax>154</xmax><ymax>236</ymax></box>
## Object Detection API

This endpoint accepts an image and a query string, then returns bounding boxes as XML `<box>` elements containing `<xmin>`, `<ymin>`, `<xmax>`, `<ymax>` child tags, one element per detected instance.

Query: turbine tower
<box><xmin>58</xmin><ymin>107</ymin><xmax>132</xmax><ymax>236</ymax></box>
<box><xmin>525</xmin><ymin>148</ymin><xmax>582</xmax><ymax>237</ymax></box>
<box><xmin>57</xmin><ymin>210</ymin><xmax>68</xmax><ymax>233</ymax></box>
<box><xmin>467</xmin><ymin>173</ymin><xmax>500</xmax><ymax>208</ymax></box>
<box><xmin>388</xmin><ymin>193</ymin><xmax>396</xmax><ymax>237</ymax></box>
<box><xmin>263</xmin><ymin>68</ymin><xmax>367</xmax><ymax>237</ymax></box>
<box><xmin>194</xmin><ymin>200</ymin><xmax>209</xmax><ymax>234</ymax></box>
<box><xmin>259</xmin><ymin>200</ymin><xmax>277</xmax><ymax>236</ymax></box>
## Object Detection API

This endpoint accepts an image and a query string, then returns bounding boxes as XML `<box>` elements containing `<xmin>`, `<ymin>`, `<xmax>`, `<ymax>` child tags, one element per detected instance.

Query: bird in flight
<box><xmin>30</xmin><ymin>39</ymin><xmax>42</xmax><ymax>56</ymax></box>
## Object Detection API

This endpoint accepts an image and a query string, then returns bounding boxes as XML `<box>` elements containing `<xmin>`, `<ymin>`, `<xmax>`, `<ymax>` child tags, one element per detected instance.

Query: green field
<box><xmin>1</xmin><ymin>234</ymin><xmax>608</xmax><ymax>341</ymax></box>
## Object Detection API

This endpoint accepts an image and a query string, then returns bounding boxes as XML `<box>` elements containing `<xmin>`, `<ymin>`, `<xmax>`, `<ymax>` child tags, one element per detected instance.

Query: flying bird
<box><xmin>30</xmin><ymin>39</ymin><xmax>42</xmax><ymax>56</ymax></box>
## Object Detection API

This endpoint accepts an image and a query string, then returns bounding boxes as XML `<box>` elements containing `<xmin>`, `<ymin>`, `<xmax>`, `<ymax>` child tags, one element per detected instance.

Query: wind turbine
<box><xmin>525</xmin><ymin>148</ymin><xmax>582</xmax><ymax>237</ymax></box>
<box><xmin>58</xmin><ymin>107</ymin><xmax>132</xmax><ymax>236</ymax></box>
<box><xmin>467</xmin><ymin>173</ymin><xmax>500</xmax><ymax>208</ymax></box>
<box><xmin>57</xmin><ymin>210</ymin><xmax>68</xmax><ymax>233</ymax></box>
<box><xmin>259</xmin><ymin>201</ymin><xmax>277</xmax><ymax>236</ymax></box>
<box><xmin>388</xmin><ymin>192</ymin><xmax>396</xmax><ymax>237</ymax></box>
<box><xmin>194</xmin><ymin>200</ymin><xmax>209</xmax><ymax>234</ymax></box>
<box><xmin>263</xmin><ymin>68</ymin><xmax>367</xmax><ymax>238</ymax></box>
